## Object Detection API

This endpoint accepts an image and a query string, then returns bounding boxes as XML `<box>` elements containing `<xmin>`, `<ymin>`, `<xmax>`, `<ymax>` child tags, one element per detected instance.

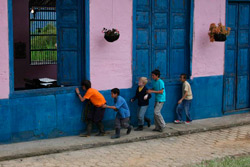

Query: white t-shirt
<box><xmin>182</xmin><ymin>81</ymin><xmax>193</xmax><ymax>100</ymax></box>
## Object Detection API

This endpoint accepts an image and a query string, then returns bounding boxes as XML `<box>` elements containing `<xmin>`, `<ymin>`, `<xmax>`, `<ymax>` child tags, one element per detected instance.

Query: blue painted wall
<box><xmin>0</xmin><ymin>75</ymin><xmax>225</xmax><ymax>143</ymax></box>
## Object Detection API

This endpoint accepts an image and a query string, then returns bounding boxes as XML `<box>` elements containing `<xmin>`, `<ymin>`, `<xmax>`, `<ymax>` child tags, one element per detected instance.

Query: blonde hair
<box><xmin>139</xmin><ymin>77</ymin><xmax>148</xmax><ymax>85</ymax></box>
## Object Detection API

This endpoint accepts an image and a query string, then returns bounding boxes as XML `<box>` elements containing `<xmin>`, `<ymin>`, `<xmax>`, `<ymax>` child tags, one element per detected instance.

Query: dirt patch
<box><xmin>215</xmin><ymin>134</ymin><xmax>250</xmax><ymax>149</ymax></box>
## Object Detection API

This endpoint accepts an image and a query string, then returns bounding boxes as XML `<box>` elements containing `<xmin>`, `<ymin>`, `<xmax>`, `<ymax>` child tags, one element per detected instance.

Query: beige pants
<box><xmin>154</xmin><ymin>102</ymin><xmax>166</xmax><ymax>130</ymax></box>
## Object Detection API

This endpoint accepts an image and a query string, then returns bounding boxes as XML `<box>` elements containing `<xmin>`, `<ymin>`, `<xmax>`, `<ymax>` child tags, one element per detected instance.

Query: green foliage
<box><xmin>195</xmin><ymin>156</ymin><xmax>250</xmax><ymax>167</ymax></box>
<box><xmin>30</xmin><ymin>23</ymin><xmax>57</xmax><ymax>62</ymax></box>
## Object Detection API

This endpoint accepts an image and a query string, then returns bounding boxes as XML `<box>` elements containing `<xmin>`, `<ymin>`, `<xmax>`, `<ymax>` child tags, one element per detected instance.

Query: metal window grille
<box><xmin>29</xmin><ymin>1</ymin><xmax>57</xmax><ymax>65</ymax></box>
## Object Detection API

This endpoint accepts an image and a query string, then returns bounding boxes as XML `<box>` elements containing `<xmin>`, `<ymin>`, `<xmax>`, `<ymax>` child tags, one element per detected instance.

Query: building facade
<box><xmin>0</xmin><ymin>0</ymin><xmax>249</xmax><ymax>143</ymax></box>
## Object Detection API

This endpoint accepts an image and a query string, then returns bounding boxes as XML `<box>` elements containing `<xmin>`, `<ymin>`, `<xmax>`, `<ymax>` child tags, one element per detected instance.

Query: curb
<box><xmin>0</xmin><ymin>121</ymin><xmax>250</xmax><ymax>162</ymax></box>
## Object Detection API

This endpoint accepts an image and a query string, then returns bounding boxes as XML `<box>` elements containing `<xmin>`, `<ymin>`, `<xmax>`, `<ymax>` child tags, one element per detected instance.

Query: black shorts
<box><xmin>87</xmin><ymin>105</ymin><xmax>105</xmax><ymax>123</ymax></box>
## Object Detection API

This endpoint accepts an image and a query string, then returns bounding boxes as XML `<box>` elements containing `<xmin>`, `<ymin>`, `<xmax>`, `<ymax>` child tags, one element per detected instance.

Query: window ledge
<box><xmin>10</xmin><ymin>86</ymin><xmax>78</xmax><ymax>99</ymax></box>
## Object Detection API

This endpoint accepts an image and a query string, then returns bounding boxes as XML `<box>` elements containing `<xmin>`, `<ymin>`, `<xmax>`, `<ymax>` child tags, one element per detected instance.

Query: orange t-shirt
<box><xmin>84</xmin><ymin>88</ymin><xmax>106</xmax><ymax>107</ymax></box>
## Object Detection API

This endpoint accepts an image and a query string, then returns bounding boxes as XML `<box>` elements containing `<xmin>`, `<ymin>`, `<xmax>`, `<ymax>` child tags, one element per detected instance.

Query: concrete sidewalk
<box><xmin>0</xmin><ymin>113</ymin><xmax>250</xmax><ymax>161</ymax></box>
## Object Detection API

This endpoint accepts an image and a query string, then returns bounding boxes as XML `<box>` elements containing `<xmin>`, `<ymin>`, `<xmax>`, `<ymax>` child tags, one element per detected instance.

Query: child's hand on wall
<box><xmin>102</xmin><ymin>104</ymin><xmax>107</xmax><ymax>108</ymax></box>
<box><xmin>131</xmin><ymin>98</ymin><xmax>134</xmax><ymax>102</ymax></box>
<box><xmin>75</xmin><ymin>88</ymin><xmax>80</xmax><ymax>94</ymax></box>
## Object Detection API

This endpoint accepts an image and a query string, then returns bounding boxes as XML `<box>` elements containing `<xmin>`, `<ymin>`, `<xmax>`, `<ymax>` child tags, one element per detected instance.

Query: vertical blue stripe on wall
<box><xmin>85</xmin><ymin>0</ymin><xmax>90</xmax><ymax>80</ymax></box>
<box><xmin>8</xmin><ymin>0</ymin><xmax>14</xmax><ymax>96</ymax></box>
<box><xmin>189</xmin><ymin>0</ymin><xmax>194</xmax><ymax>77</ymax></box>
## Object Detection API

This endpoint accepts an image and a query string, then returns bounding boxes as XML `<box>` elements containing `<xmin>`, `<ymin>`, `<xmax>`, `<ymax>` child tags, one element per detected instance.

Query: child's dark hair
<box><xmin>111</xmin><ymin>88</ymin><xmax>120</xmax><ymax>95</ymax></box>
<box><xmin>180</xmin><ymin>73</ymin><xmax>187</xmax><ymax>80</ymax></box>
<box><xmin>81</xmin><ymin>80</ymin><xmax>91</xmax><ymax>90</ymax></box>
<box><xmin>151</xmin><ymin>69</ymin><xmax>160</xmax><ymax>77</ymax></box>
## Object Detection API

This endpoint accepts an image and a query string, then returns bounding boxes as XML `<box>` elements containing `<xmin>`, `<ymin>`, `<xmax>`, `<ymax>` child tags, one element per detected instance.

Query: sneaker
<box><xmin>185</xmin><ymin>121</ymin><xmax>192</xmax><ymax>124</ymax></box>
<box><xmin>174</xmin><ymin>120</ymin><xmax>182</xmax><ymax>124</ymax></box>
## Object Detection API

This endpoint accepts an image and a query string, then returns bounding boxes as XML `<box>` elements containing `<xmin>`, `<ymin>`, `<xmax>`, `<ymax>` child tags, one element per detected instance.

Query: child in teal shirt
<box><xmin>147</xmin><ymin>69</ymin><xmax>166</xmax><ymax>132</ymax></box>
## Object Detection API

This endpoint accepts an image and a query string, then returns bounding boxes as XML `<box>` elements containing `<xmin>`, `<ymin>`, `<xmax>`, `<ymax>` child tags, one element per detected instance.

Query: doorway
<box><xmin>134</xmin><ymin>0</ymin><xmax>191</xmax><ymax>80</ymax></box>
<box><xmin>223</xmin><ymin>2</ymin><xmax>250</xmax><ymax>112</ymax></box>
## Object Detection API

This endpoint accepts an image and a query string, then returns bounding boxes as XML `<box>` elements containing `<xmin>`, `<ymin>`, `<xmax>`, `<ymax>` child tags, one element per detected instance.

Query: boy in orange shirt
<box><xmin>75</xmin><ymin>80</ymin><xmax>106</xmax><ymax>137</ymax></box>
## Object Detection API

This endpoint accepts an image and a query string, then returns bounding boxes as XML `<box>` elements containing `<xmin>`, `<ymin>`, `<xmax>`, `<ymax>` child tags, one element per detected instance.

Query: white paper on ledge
<box><xmin>39</xmin><ymin>78</ymin><xmax>57</xmax><ymax>83</ymax></box>
<box><xmin>40</xmin><ymin>83</ymin><xmax>53</xmax><ymax>86</ymax></box>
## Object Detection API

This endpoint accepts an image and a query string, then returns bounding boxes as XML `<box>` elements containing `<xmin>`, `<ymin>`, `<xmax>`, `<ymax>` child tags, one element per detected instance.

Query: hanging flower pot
<box><xmin>102</xmin><ymin>28</ymin><xmax>120</xmax><ymax>42</ymax></box>
<box><xmin>214</xmin><ymin>34</ymin><xmax>227</xmax><ymax>42</ymax></box>
<box><xmin>208</xmin><ymin>23</ymin><xmax>231</xmax><ymax>42</ymax></box>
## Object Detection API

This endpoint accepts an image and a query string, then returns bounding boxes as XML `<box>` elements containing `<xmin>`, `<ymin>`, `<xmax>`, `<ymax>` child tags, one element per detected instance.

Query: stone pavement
<box><xmin>0</xmin><ymin>125</ymin><xmax>250</xmax><ymax>167</ymax></box>
<box><xmin>0</xmin><ymin>113</ymin><xmax>250</xmax><ymax>162</ymax></box>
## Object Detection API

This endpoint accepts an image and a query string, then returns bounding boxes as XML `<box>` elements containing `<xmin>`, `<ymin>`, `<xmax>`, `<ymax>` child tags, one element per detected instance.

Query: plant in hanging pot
<box><xmin>102</xmin><ymin>28</ymin><xmax>120</xmax><ymax>42</ymax></box>
<box><xmin>208</xmin><ymin>23</ymin><xmax>231</xmax><ymax>42</ymax></box>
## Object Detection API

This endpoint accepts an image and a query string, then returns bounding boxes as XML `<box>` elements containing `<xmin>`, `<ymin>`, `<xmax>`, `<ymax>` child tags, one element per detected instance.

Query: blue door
<box><xmin>224</xmin><ymin>2</ymin><xmax>250</xmax><ymax>112</ymax></box>
<box><xmin>57</xmin><ymin>0</ymin><xmax>83</xmax><ymax>86</ymax></box>
<box><xmin>135</xmin><ymin>0</ymin><xmax>190</xmax><ymax>80</ymax></box>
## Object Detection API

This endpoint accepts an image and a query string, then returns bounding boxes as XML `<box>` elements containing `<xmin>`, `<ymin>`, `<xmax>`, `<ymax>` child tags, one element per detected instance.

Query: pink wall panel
<box><xmin>0</xmin><ymin>0</ymin><xmax>10</xmax><ymax>99</ymax></box>
<box><xmin>0</xmin><ymin>0</ymin><xmax>228</xmax><ymax>99</ymax></box>
<box><xmin>89</xmin><ymin>0</ymin><xmax>133</xmax><ymax>90</ymax></box>
<box><xmin>192</xmin><ymin>0</ymin><xmax>226</xmax><ymax>78</ymax></box>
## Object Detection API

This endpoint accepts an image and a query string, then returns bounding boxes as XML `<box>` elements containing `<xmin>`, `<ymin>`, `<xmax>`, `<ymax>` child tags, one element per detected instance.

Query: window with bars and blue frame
<box><xmin>29</xmin><ymin>0</ymin><xmax>57</xmax><ymax>65</ymax></box>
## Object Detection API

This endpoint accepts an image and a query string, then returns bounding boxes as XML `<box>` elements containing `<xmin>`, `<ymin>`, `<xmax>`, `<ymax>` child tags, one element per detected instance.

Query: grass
<box><xmin>194</xmin><ymin>156</ymin><xmax>250</xmax><ymax>167</ymax></box>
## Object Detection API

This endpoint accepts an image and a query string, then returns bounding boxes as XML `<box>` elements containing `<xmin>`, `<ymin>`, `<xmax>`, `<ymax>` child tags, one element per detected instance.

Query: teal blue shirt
<box><xmin>152</xmin><ymin>78</ymin><xmax>166</xmax><ymax>102</ymax></box>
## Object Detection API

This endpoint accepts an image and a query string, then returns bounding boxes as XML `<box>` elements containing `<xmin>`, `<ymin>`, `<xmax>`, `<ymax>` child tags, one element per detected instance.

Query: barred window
<box><xmin>29</xmin><ymin>0</ymin><xmax>57</xmax><ymax>65</ymax></box>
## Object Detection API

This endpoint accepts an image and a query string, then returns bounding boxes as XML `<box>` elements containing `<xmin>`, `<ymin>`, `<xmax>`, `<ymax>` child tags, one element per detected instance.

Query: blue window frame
<box><xmin>8</xmin><ymin>0</ymin><xmax>90</xmax><ymax>98</ymax></box>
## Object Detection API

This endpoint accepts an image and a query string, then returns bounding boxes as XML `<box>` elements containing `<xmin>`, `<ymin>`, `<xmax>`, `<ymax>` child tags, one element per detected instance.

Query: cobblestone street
<box><xmin>0</xmin><ymin>125</ymin><xmax>250</xmax><ymax>167</ymax></box>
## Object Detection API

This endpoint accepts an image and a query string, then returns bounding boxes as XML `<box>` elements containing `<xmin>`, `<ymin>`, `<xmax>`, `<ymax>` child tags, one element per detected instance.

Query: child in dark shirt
<box><xmin>131</xmin><ymin>77</ymin><xmax>151</xmax><ymax>131</ymax></box>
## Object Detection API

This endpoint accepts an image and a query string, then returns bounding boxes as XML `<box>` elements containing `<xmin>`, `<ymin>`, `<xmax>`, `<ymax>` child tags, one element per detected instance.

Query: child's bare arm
<box><xmin>102</xmin><ymin>105</ymin><xmax>118</xmax><ymax>111</ymax></box>
<box><xmin>147</xmin><ymin>89</ymin><xmax>164</xmax><ymax>94</ymax></box>
<box><xmin>178</xmin><ymin>91</ymin><xmax>188</xmax><ymax>104</ymax></box>
<box><xmin>75</xmin><ymin>88</ymin><xmax>86</xmax><ymax>102</ymax></box>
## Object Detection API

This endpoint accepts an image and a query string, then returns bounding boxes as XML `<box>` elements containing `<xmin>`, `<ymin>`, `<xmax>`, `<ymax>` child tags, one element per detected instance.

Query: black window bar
<box><xmin>29</xmin><ymin>1</ymin><xmax>57</xmax><ymax>65</ymax></box>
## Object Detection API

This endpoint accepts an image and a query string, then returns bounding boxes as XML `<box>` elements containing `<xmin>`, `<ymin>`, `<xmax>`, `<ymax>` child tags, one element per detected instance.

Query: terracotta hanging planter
<box><xmin>214</xmin><ymin>34</ymin><xmax>227</xmax><ymax>42</ymax></box>
<box><xmin>208</xmin><ymin>23</ymin><xmax>231</xmax><ymax>42</ymax></box>
<box><xmin>102</xmin><ymin>28</ymin><xmax>120</xmax><ymax>42</ymax></box>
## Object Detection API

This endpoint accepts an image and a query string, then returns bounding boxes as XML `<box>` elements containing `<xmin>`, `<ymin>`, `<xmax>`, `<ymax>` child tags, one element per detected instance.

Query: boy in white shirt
<box><xmin>174</xmin><ymin>74</ymin><xmax>193</xmax><ymax>124</ymax></box>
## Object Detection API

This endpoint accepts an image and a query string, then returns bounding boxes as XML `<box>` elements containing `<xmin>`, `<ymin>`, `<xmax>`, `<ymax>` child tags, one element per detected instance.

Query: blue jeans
<box><xmin>137</xmin><ymin>106</ymin><xmax>148</xmax><ymax>126</ymax></box>
<box><xmin>176</xmin><ymin>100</ymin><xmax>192</xmax><ymax>122</ymax></box>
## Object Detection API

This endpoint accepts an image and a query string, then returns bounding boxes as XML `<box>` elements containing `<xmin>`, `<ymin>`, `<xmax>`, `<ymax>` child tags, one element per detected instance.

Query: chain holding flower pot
<box><xmin>102</xmin><ymin>28</ymin><xmax>120</xmax><ymax>42</ymax></box>
<box><xmin>208</xmin><ymin>23</ymin><xmax>231</xmax><ymax>42</ymax></box>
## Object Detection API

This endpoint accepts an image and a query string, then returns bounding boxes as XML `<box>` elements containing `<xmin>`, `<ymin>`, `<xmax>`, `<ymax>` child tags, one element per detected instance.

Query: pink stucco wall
<box><xmin>0</xmin><ymin>0</ymin><xmax>10</xmax><ymax>99</ymax></box>
<box><xmin>0</xmin><ymin>0</ymin><xmax>227</xmax><ymax>98</ymax></box>
<box><xmin>13</xmin><ymin>0</ymin><xmax>57</xmax><ymax>88</ymax></box>
<box><xmin>192</xmin><ymin>0</ymin><xmax>226</xmax><ymax>78</ymax></box>
<box><xmin>89</xmin><ymin>0</ymin><xmax>133</xmax><ymax>90</ymax></box>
